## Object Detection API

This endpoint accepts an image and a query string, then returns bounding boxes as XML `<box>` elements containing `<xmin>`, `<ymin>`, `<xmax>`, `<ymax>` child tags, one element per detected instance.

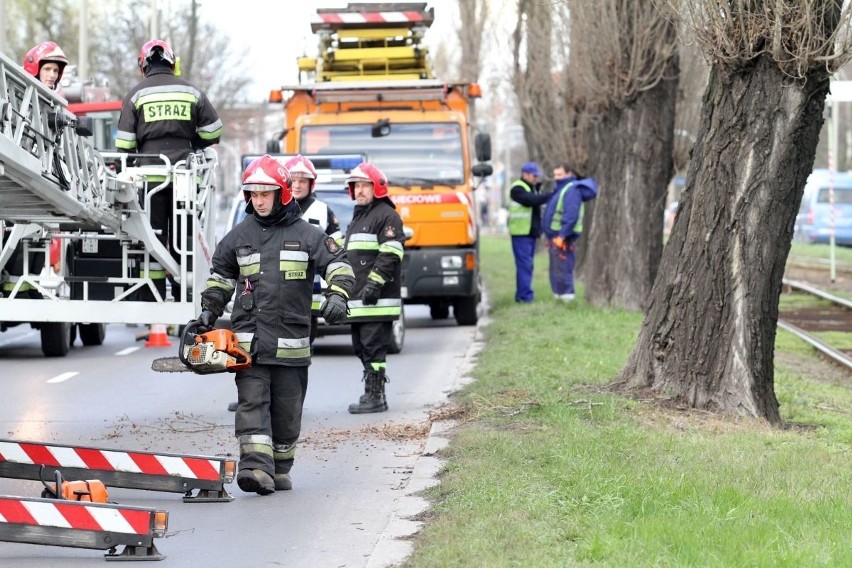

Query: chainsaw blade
<box><xmin>151</xmin><ymin>357</ymin><xmax>193</xmax><ymax>373</ymax></box>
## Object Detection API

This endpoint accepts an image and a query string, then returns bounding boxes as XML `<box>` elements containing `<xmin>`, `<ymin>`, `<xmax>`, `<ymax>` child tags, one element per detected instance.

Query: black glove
<box><xmin>359</xmin><ymin>281</ymin><xmax>382</xmax><ymax>305</ymax></box>
<box><xmin>320</xmin><ymin>294</ymin><xmax>348</xmax><ymax>324</ymax></box>
<box><xmin>196</xmin><ymin>310</ymin><xmax>216</xmax><ymax>332</ymax></box>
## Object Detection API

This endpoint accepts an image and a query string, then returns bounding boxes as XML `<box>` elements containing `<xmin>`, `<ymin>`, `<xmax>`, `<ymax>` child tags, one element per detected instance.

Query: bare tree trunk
<box><xmin>583</xmin><ymin>54</ymin><xmax>678</xmax><ymax>310</ymax></box>
<box><xmin>458</xmin><ymin>0</ymin><xmax>488</xmax><ymax>126</ymax></box>
<box><xmin>512</xmin><ymin>0</ymin><xmax>561</xmax><ymax>164</ymax></box>
<box><xmin>184</xmin><ymin>0</ymin><xmax>198</xmax><ymax>81</ymax></box>
<box><xmin>618</xmin><ymin>55</ymin><xmax>831</xmax><ymax>423</ymax></box>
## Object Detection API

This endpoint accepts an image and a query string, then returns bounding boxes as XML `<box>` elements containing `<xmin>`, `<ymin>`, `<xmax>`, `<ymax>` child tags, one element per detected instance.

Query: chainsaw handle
<box><xmin>177</xmin><ymin>319</ymin><xmax>203</xmax><ymax>369</ymax></box>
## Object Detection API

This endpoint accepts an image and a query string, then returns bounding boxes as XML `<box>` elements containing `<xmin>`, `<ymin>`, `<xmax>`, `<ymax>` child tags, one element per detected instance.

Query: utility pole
<box><xmin>149</xmin><ymin>0</ymin><xmax>160</xmax><ymax>39</ymax></box>
<box><xmin>78</xmin><ymin>0</ymin><xmax>89</xmax><ymax>81</ymax></box>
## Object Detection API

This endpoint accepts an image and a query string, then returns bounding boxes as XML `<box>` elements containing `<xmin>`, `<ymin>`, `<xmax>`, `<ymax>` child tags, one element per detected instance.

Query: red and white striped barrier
<box><xmin>0</xmin><ymin>495</ymin><xmax>167</xmax><ymax>560</ymax></box>
<box><xmin>312</xmin><ymin>9</ymin><xmax>434</xmax><ymax>32</ymax></box>
<box><xmin>0</xmin><ymin>439</ymin><xmax>236</xmax><ymax>503</ymax></box>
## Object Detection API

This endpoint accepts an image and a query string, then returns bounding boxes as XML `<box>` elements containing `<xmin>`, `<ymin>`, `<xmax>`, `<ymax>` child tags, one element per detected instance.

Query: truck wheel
<box><xmin>41</xmin><ymin>322</ymin><xmax>72</xmax><ymax>357</ymax></box>
<box><xmin>388</xmin><ymin>311</ymin><xmax>405</xmax><ymax>354</ymax></box>
<box><xmin>429</xmin><ymin>303</ymin><xmax>450</xmax><ymax>320</ymax></box>
<box><xmin>454</xmin><ymin>296</ymin><xmax>479</xmax><ymax>326</ymax></box>
<box><xmin>79</xmin><ymin>323</ymin><xmax>106</xmax><ymax>346</ymax></box>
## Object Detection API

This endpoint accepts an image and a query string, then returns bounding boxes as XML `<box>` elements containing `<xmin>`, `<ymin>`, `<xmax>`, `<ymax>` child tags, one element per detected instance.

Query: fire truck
<box><xmin>267</xmin><ymin>2</ymin><xmax>492</xmax><ymax>326</ymax></box>
<box><xmin>0</xmin><ymin>51</ymin><xmax>217</xmax><ymax>356</ymax></box>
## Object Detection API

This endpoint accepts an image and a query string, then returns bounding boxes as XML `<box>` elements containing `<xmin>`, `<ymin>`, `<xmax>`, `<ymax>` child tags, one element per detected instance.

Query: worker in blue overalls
<box><xmin>507</xmin><ymin>162</ymin><xmax>551</xmax><ymax>303</ymax></box>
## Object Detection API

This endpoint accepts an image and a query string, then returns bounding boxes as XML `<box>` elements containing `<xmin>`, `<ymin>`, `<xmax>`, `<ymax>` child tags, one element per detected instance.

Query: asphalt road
<box><xmin>0</xmin><ymin>305</ymin><xmax>478</xmax><ymax>567</ymax></box>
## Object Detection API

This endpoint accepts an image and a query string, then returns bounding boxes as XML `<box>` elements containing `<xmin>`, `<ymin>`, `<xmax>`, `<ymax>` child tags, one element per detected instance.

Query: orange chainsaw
<box><xmin>151</xmin><ymin>321</ymin><xmax>252</xmax><ymax>374</ymax></box>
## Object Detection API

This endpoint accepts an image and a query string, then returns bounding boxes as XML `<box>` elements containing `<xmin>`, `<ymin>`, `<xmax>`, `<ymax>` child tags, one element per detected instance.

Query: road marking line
<box><xmin>47</xmin><ymin>372</ymin><xmax>79</xmax><ymax>384</ymax></box>
<box><xmin>115</xmin><ymin>346</ymin><xmax>141</xmax><ymax>356</ymax></box>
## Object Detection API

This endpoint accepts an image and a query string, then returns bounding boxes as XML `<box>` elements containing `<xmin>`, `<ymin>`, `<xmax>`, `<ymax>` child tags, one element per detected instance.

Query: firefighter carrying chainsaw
<box><xmin>191</xmin><ymin>155</ymin><xmax>354</xmax><ymax>495</ymax></box>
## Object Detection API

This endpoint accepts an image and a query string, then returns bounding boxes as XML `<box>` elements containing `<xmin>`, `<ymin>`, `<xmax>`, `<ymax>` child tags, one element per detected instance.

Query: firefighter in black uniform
<box><xmin>194</xmin><ymin>155</ymin><xmax>354</xmax><ymax>494</ymax></box>
<box><xmin>343</xmin><ymin>163</ymin><xmax>404</xmax><ymax>414</ymax></box>
<box><xmin>225</xmin><ymin>154</ymin><xmax>343</xmax><ymax>413</ymax></box>
<box><xmin>116</xmin><ymin>39</ymin><xmax>223</xmax><ymax>301</ymax></box>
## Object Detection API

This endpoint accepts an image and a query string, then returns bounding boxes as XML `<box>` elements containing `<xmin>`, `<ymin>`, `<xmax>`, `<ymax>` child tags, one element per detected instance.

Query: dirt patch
<box><xmin>602</xmin><ymin>385</ymin><xmax>779</xmax><ymax>433</ymax></box>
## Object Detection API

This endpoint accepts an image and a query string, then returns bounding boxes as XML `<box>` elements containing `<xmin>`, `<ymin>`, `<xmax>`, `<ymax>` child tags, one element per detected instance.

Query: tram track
<box><xmin>779</xmin><ymin>279</ymin><xmax>852</xmax><ymax>372</ymax></box>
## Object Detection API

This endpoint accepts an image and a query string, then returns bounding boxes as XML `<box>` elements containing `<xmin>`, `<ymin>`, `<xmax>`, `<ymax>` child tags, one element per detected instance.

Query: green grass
<box><xmin>404</xmin><ymin>235</ymin><xmax>852</xmax><ymax>568</ymax></box>
<box><xmin>789</xmin><ymin>242</ymin><xmax>852</xmax><ymax>265</ymax></box>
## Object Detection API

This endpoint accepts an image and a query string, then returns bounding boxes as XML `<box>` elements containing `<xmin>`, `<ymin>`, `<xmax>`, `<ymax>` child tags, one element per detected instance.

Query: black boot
<box><xmin>358</xmin><ymin>370</ymin><xmax>370</xmax><ymax>404</ymax></box>
<box><xmin>348</xmin><ymin>371</ymin><xmax>388</xmax><ymax>414</ymax></box>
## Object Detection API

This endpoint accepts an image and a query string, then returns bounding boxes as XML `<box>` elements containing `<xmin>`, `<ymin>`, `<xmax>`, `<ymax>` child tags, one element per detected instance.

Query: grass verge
<box><xmin>404</xmin><ymin>234</ymin><xmax>852</xmax><ymax>568</ymax></box>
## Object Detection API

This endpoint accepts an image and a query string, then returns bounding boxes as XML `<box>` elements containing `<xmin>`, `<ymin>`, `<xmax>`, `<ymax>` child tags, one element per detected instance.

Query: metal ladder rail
<box><xmin>0</xmin><ymin>51</ymin><xmax>119</xmax><ymax>227</ymax></box>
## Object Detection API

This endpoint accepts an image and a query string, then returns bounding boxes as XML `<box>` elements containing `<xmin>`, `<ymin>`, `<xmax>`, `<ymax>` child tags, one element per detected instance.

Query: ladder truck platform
<box><xmin>0</xmin><ymin>50</ymin><xmax>219</xmax><ymax>356</ymax></box>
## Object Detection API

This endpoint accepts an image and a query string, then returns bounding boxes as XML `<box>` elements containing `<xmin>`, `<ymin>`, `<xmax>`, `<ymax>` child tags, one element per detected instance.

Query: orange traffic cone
<box><xmin>145</xmin><ymin>324</ymin><xmax>173</xmax><ymax>348</ymax></box>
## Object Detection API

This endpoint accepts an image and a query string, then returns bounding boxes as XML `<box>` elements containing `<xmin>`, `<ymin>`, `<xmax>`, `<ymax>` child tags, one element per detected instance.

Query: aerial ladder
<box><xmin>301</xmin><ymin>2</ymin><xmax>434</xmax><ymax>82</ymax></box>
<box><xmin>0</xmin><ymin>50</ymin><xmax>217</xmax><ymax>356</ymax></box>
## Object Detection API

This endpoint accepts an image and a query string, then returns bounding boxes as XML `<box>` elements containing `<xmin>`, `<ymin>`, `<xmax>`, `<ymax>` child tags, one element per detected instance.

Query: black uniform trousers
<box><xmin>234</xmin><ymin>365</ymin><xmax>307</xmax><ymax>476</ymax></box>
<box><xmin>351</xmin><ymin>321</ymin><xmax>392</xmax><ymax>372</ymax></box>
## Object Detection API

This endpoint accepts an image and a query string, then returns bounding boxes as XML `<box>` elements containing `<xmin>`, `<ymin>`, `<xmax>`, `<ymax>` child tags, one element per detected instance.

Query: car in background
<box><xmin>220</xmin><ymin>154</ymin><xmax>405</xmax><ymax>353</ymax></box>
<box><xmin>794</xmin><ymin>169</ymin><xmax>852</xmax><ymax>246</ymax></box>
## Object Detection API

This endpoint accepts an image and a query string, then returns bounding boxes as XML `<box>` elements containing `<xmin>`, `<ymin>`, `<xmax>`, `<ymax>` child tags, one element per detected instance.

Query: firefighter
<box><xmin>225</xmin><ymin>154</ymin><xmax>344</xmax><ymax>412</ymax></box>
<box><xmin>343</xmin><ymin>163</ymin><xmax>404</xmax><ymax>414</ymax></box>
<box><xmin>286</xmin><ymin>154</ymin><xmax>344</xmax><ymax>342</ymax></box>
<box><xmin>195</xmin><ymin>155</ymin><xmax>354</xmax><ymax>494</ymax></box>
<box><xmin>116</xmin><ymin>39</ymin><xmax>223</xmax><ymax>303</ymax></box>
<box><xmin>286</xmin><ymin>154</ymin><xmax>343</xmax><ymax>242</ymax></box>
<box><xmin>23</xmin><ymin>41</ymin><xmax>68</xmax><ymax>91</ymax></box>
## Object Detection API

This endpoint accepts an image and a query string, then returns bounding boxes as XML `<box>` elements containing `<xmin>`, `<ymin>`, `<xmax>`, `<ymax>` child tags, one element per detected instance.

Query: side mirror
<box><xmin>266</xmin><ymin>139</ymin><xmax>280</xmax><ymax>153</ymax></box>
<box><xmin>475</xmin><ymin>133</ymin><xmax>491</xmax><ymax>162</ymax></box>
<box><xmin>371</xmin><ymin>118</ymin><xmax>391</xmax><ymax>138</ymax></box>
<box><xmin>472</xmin><ymin>163</ymin><xmax>493</xmax><ymax>178</ymax></box>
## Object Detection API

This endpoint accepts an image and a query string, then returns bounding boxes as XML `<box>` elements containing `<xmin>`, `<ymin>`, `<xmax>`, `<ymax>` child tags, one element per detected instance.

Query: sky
<box><xmin>202</xmin><ymin>0</ymin><xmax>460</xmax><ymax>102</ymax></box>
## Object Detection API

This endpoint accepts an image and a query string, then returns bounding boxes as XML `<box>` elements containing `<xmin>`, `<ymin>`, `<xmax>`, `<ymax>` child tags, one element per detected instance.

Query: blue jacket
<box><xmin>542</xmin><ymin>176</ymin><xmax>598</xmax><ymax>240</ymax></box>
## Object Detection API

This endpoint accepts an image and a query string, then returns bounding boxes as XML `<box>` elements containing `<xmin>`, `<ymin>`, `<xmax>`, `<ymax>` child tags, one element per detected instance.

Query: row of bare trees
<box><xmin>457</xmin><ymin>0</ymin><xmax>852</xmax><ymax>424</ymax></box>
<box><xmin>1</xmin><ymin>0</ymin><xmax>250</xmax><ymax>108</ymax></box>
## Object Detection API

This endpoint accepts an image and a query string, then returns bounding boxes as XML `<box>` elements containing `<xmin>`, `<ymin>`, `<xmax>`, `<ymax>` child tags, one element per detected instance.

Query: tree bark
<box><xmin>582</xmin><ymin>56</ymin><xmax>678</xmax><ymax>310</ymax></box>
<box><xmin>618</xmin><ymin>55</ymin><xmax>831</xmax><ymax>424</ymax></box>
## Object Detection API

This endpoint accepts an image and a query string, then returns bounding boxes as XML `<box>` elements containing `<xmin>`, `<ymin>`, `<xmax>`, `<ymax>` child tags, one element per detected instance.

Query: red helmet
<box><xmin>284</xmin><ymin>155</ymin><xmax>317</xmax><ymax>191</ymax></box>
<box><xmin>23</xmin><ymin>41</ymin><xmax>69</xmax><ymax>85</ymax></box>
<box><xmin>242</xmin><ymin>154</ymin><xmax>293</xmax><ymax>205</ymax></box>
<box><xmin>138</xmin><ymin>39</ymin><xmax>176</xmax><ymax>73</ymax></box>
<box><xmin>346</xmin><ymin>163</ymin><xmax>388</xmax><ymax>199</ymax></box>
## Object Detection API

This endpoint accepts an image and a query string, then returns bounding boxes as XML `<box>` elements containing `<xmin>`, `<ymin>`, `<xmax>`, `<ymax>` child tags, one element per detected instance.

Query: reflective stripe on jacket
<box><xmin>548</xmin><ymin>182</ymin><xmax>583</xmax><ymax>234</ymax></box>
<box><xmin>344</xmin><ymin>199</ymin><xmax>404</xmax><ymax>322</ymax></box>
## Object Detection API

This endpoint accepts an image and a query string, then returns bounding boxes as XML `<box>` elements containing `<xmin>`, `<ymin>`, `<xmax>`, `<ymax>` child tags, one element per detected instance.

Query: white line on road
<box><xmin>47</xmin><ymin>372</ymin><xmax>79</xmax><ymax>384</ymax></box>
<box><xmin>115</xmin><ymin>346</ymin><xmax>141</xmax><ymax>356</ymax></box>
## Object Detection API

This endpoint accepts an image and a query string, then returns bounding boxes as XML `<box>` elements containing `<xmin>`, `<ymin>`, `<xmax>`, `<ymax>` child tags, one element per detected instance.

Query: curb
<box><xmin>366</xmin><ymin>314</ymin><xmax>488</xmax><ymax>568</ymax></box>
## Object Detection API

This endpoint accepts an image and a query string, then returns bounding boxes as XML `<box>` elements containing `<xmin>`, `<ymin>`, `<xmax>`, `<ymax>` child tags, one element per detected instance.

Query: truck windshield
<box><xmin>300</xmin><ymin>123</ymin><xmax>464</xmax><ymax>186</ymax></box>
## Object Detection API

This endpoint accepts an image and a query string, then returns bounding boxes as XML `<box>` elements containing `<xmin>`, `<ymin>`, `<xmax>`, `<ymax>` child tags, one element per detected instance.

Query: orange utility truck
<box><xmin>267</xmin><ymin>2</ymin><xmax>492</xmax><ymax>326</ymax></box>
